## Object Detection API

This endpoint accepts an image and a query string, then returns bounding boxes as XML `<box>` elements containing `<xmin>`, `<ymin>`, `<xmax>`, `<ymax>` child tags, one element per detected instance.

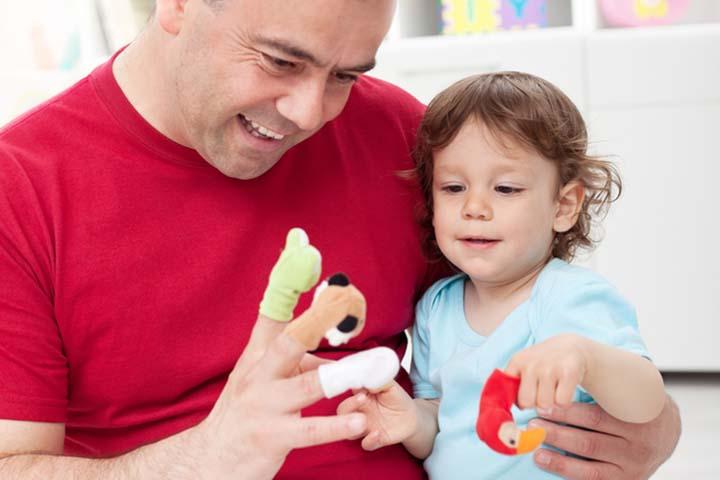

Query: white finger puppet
<box><xmin>317</xmin><ymin>347</ymin><xmax>400</xmax><ymax>398</ymax></box>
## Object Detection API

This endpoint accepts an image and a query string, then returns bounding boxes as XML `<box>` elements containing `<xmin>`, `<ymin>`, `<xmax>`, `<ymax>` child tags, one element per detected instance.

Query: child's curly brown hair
<box><xmin>412</xmin><ymin>71</ymin><xmax>621</xmax><ymax>263</ymax></box>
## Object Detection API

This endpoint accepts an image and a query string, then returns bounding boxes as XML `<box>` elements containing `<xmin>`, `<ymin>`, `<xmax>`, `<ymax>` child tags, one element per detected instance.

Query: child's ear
<box><xmin>553</xmin><ymin>181</ymin><xmax>584</xmax><ymax>233</ymax></box>
<box><xmin>156</xmin><ymin>0</ymin><xmax>189</xmax><ymax>35</ymax></box>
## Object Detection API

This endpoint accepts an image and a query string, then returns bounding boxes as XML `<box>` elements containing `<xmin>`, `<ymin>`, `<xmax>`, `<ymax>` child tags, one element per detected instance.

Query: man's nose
<box><xmin>462</xmin><ymin>191</ymin><xmax>493</xmax><ymax>221</ymax></box>
<box><xmin>275</xmin><ymin>76</ymin><xmax>327</xmax><ymax>132</ymax></box>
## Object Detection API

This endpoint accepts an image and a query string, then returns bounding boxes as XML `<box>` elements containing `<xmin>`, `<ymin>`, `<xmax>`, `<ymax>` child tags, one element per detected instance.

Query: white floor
<box><xmin>652</xmin><ymin>374</ymin><xmax>720</xmax><ymax>479</ymax></box>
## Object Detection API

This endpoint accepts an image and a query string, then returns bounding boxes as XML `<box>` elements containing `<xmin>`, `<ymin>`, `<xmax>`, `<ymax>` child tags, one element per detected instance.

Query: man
<box><xmin>0</xmin><ymin>0</ymin><xmax>680</xmax><ymax>478</ymax></box>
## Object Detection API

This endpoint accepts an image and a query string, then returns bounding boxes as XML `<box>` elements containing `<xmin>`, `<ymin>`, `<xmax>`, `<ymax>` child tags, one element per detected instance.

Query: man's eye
<box><xmin>442</xmin><ymin>185</ymin><xmax>464</xmax><ymax>193</ymax></box>
<box><xmin>333</xmin><ymin>72</ymin><xmax>359</xmax><ymax>85</ymax></box>
<box><xmin>495</xmin><ymin>185</ymin><xmax>522</xmax><ymax>195</ymax></box>
<box><xmin>263</xmin><ymin>54</ymin><xmax>296</xmax><ymax>71</ymax></box>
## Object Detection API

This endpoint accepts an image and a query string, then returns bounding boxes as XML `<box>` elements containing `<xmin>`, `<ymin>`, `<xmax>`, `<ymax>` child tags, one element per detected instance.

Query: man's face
<box><xmin>167</xmin><ymin>0</ymin><xmax>395</xmax><ymax>179</ymax></box>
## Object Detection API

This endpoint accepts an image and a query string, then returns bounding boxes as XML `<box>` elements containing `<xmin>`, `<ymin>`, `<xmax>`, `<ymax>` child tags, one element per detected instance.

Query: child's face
<box><xmin>432</xmin><ymin>120</ymin><xmax>562</xmax><ymax>285</ymax></box>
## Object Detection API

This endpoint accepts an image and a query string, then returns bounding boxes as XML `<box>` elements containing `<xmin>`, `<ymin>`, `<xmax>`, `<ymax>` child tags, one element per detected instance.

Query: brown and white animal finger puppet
<box><xmin>284</xmin><ymin>272</ymin><xmax>366</xmax><ymax>350</ymax></box>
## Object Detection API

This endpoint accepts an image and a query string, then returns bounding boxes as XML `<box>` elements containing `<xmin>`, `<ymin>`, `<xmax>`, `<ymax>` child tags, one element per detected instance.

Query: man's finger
<box><xmin>253</xmin><ymin>332</ymin><xmax>307</xmax><ymax>380</ymax></box>
<box><xmin>285</xmin><ymin>414</ymin><xmax>367</xmax><ymax>450</ymax></box>
<box><xmin>266</xmin><ymin>370</ymin><xmax>333</xmax><ymax>412</ymax></box>
<box><xmin>534</xmin><ymin>448</ymin><xmax>623</xmax><ymax>480</ymax></box>
<box><xmin>297</xmin><ymin>353</ymin><xmax>333</xmax><ymax>373</ymax></box>
<box><xmin>529</xmin><ymin>418</ymin><xmax>626</xmax><ymax>464</ymax></box>
<box><xmin>535</xmin><ymin>402</ymin><xmax>629</xmax><ymax>437</ymax></box>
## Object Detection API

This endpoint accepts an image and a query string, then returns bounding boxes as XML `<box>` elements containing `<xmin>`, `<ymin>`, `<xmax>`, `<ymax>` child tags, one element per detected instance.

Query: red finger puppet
<box><xmin>476</xmin><ymin>369</ymin><xmax>546</xmax><ymax>455</ymax></box>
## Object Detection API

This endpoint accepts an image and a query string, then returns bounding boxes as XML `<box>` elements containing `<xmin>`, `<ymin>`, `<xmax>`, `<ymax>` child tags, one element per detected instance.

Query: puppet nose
<box><xmin>516</xmin><ymin>427</ymin><xmax>546</xmax><ymax>454</ymax></box>
<box><xmin>336</xmin><ymin>315</ymin><xmax>359</xmax><ymax>333</ymax></box>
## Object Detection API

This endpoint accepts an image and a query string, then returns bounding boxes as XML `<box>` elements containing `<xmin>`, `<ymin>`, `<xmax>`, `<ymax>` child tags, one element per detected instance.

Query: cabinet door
<box><xmin>587</xmin><ymin>26</ymin><xmax>720</xmax><ymax>371</ymax></box>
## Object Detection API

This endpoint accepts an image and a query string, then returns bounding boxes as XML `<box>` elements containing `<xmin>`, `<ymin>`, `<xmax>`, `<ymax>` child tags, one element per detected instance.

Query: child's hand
<box><xmin>336</xmin><ymin>381</ymin><xmax>418</xmax><ymax>451</ymax></box>
<box><xmin>505</xmin><ymin>334</ymin><xmax>592</xmax><ymax>410</ymax></box>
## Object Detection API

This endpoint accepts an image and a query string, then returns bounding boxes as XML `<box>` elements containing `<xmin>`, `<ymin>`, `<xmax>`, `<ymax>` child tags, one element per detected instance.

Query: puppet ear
<box><xmin>328</xmin><ymin>273</ymin><xmax>350</xmax><ymax>287</ymax></box>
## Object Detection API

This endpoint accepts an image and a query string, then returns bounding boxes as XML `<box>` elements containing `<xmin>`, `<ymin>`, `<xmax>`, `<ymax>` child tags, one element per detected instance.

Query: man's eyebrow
<box><xmin>255</xmin><ymin>36</ymin><xmax>376</xmax><ymax>73</ymax></box>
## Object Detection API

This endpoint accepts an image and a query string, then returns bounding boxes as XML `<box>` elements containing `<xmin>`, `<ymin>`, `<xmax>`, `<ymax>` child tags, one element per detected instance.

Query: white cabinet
<box><xmin>586</xmin><ymin>25</ymin><xmax>720</xmax><ymax>371</ymax></box>
<box><xmin>377</xmin><ymin>2</ymin><xmax>720</xmax><ymax>371</ymax></box>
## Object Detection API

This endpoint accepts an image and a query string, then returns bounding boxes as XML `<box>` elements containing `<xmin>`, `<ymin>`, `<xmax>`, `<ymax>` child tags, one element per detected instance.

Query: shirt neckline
<box><xmin>453</xmin><ymin>258</ymin><xmax>565</xmax><ymax>346</ymax></box>
<box><xmin>89</xmin><ymin>48</ymin><xmax>211</xmax><ymax>170</ymax></box>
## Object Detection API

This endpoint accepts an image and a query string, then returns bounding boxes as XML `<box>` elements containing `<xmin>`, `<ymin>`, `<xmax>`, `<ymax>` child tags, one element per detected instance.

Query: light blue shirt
<box><xmin>410</xmin><ymin>258</ymin><xmax>649</xmax><ymax>480</ymax></box>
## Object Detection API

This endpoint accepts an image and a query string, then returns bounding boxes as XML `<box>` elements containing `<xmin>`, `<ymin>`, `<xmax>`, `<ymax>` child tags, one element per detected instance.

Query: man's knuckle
<box><xmin>302</xmin><ymin>422</ymin><xmax>322</xmax><ymax>443</ymax></box>
<box><xmin>299</xmin><ymin>373</ymin><xmax>316</xmax><ymax>396</ymax></box>
<box><xmin>577</xmin><ymin>436</ymin><xmax>598</xmax><ymax>458</ymax></box>
<box><xmin>634</xmin><ymin>441</ymin><xmax>654</xmax><ymax>467</ymax></box>
<box><xmin>585</xmin><ymin>466</ymin><xmax>603</xmax><ymax>480</ymax></box>
<box><xmin>586</xmin><ymin>406</ymin><xmax>604</xmax><ymax>429</ymax></box>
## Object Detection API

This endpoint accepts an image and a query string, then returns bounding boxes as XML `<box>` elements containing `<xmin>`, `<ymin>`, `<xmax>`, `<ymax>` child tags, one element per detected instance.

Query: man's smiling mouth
<box><xmin>238</xmin><ymin>114</ymin><xmax>286</xmax><ymax>141</ymax></box>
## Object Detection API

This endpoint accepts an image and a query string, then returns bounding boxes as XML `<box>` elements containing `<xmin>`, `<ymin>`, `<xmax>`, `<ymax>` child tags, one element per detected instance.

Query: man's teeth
<box><xmin>243</xmin><ymin>117</ymin><xmax>285</xmax><ymax>140</ymax></box>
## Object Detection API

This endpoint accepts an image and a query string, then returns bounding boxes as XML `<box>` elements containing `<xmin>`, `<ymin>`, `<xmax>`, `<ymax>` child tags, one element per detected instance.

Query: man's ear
<box><xmin>156</xmin><ymin>0</ymin><xmax>189</xmax><ymax>35</ymax></box>
<box><xmin>553</xmin><ymin>181</ymin><xmax>584</xmax><ymax>233</ymax></box>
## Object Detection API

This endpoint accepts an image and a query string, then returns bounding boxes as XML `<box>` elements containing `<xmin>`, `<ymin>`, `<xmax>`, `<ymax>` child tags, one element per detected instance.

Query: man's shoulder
<box><xmin>0</xmin><ymin>75</ymin><xmax>96</xmax><ymax>144</ymax></box>
<box><xmin>344</xmin><ymin>75</ymin><xmax>425</xmax><ymax>124</ymax></box>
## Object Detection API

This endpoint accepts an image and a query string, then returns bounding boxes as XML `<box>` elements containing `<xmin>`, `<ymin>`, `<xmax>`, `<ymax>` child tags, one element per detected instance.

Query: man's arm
<box><xmin>0</xmin><ymin>424</ymin><xmax>203</xmax><ymax>478</ymax></box>
<box><xmin>529</xmin><ymin>394</ymin><xmax>681</xmax><ymax>480</ymax></box>
<box><xmin>0</xmin><ymin>333</ymin><xmax>367</xmax><ymax>480</ymax></box>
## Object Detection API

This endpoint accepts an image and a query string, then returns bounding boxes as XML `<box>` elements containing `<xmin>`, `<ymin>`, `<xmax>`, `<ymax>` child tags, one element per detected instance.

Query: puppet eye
<box><xmin>328</xmin><ymin>273</ymin><xmax>350</xmax><ymax>286</ymax></box>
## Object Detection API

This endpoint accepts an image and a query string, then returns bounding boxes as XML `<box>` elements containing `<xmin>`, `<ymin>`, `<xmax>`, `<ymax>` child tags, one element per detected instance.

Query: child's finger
<box><xmin>517</xmin><ymin>371</ymin><xmax>539</xmax><ymax>409</ymax></box>
<box><xmin>336</xmin><ymin>391</ymin><xmax>368</xmax><ymax>415</ymax></box>
<box><xmin>536</xmin><ymin>375</ymin><xmax>557</xmax><ymax>409</ymax></box>
<box><xmin>554</xmin><ymin>377</ymin><xmax>576</xmax><ymax>406</ymax></box>
<box><xmin>361</xmin><ymin>430</ymin><xmax>384</xmax><ymax>451</ymax></box>
<box><xmin>505</xmin><ymin>356</ymin><xmax>524</xmax><ymax>377</ymax></box>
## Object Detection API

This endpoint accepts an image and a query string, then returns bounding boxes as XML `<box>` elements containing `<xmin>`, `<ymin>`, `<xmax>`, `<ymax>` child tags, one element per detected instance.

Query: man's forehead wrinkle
<box><xmin>252</xmin><ymin>34</ymin><xmax>376</xmax><ymax>72</ymax></box>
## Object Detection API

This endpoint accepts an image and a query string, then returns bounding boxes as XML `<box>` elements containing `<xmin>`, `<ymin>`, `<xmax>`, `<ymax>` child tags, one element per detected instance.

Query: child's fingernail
<box><xmin>536</xmin><ymin>407</ymin><xmax>553</xmax><ymax>416</ymax></box>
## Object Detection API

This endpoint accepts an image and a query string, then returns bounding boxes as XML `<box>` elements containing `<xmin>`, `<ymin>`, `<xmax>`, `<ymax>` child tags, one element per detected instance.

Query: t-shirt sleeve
<box><xmin>0</xmin><ymin>146</ymin><xmax>68</xmax><ymax>422</ymax></box>
<box><xmin>533</xmin><ymin>269</ymin><xmax>650</xmax><ymax>360</ymax></box>
<box><xmin>409</xmin><ymin>288</ymin><xmax>441</xmax><ymax>399</ymax></box>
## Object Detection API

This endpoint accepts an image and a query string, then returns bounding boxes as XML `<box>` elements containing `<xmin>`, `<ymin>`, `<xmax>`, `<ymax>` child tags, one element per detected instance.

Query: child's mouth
<box><xmin>461</xmin><ymin>237</ymin><xmax>500</xmax><ymax>248</ymax></box>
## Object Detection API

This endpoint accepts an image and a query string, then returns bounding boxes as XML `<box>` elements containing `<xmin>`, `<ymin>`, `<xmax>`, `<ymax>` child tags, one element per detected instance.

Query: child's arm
<box><xmin>403</xmin><ymin>398</ymin><xmax>440</xmax><ymax>459</ymax></box>
<box><xmin>581</xmin><ymin>337</ymin><xmax>665</xmax><ymax>423</ymax></box>
<box><xmin>506</xmin><ymin>334</ymin><xmax>665</xmax><ymax>424</ymax></box>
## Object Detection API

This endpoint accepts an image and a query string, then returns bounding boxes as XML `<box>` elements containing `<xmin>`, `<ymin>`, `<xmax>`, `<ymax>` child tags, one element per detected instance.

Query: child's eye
<box><xmin>441</xmin><ymin>184</ymin><xmax>465</xmax><ymax>193</ymax></box>
<box><xmin>495</xmin><ymin>185</ymin><xmax>522</xmax><ymax>195</ymax></box>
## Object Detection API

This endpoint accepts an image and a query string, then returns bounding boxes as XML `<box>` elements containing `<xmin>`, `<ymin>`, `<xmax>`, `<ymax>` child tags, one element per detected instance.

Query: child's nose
<box><xmin>462</xmin><ymin>192</ymin><xmax>493</xmax><ymax>221</ymax></box>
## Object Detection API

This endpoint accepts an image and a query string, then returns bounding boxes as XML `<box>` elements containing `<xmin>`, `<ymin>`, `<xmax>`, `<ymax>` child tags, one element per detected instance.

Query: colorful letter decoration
<box><xmin>598</xmin><ymin>0</ymin><xmax>691</xmax><ymax>27</ymax></box>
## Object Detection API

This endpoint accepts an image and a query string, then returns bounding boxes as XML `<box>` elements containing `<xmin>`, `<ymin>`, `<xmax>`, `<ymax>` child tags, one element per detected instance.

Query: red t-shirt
<box><xmin>0</xmin><ymin>54</ymin><xmax>432</xmax><ymax>478</ymax></box>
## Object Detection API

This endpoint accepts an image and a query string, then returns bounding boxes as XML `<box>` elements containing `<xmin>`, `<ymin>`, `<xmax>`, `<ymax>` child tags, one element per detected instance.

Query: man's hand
<box><xmin>191</xmin><ymin>331</ymin><xmax>367</xmax><ymax>480</ymax></box>
<box><xmin>529</xmin><ymin>395</ymin><xmax>681</xmax><ymax>480</ymax></box>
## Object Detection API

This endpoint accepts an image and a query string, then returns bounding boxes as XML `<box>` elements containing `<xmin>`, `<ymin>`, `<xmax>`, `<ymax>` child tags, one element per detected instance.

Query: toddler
<box><xmin>338</xmin><ymin>72</ymin><xmax>665</xmax><ymax>479</ymax></box>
